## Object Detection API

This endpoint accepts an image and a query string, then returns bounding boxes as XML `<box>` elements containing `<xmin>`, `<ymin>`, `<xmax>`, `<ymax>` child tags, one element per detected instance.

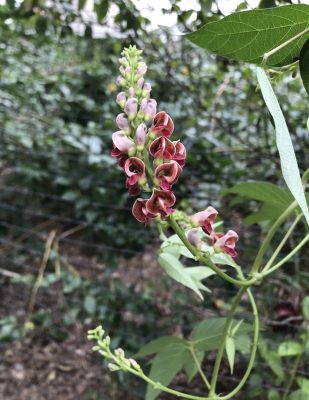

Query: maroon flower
<box><xmin>173</xmin><ymin>140</ymin><xmax>186</xmax><ymax>167</ymax></box>
<box><xmin>124</xmin><ymin>157</ymin><xmax>145</xmax><ymax>195</ymax></box>
<box><xmin>146</xmin><ymin>189</ymin><xmax>176</xmax><ymax>220</ymax></box>
<box><xmin>149</xmin><ymin>137</ymin><xmax>176</xmax><ymax>160</ymax></box>
<box><xmin>191</xmin><ymin>206</ymin><xmax>218</xmax><ymax>236</ymax></box>
<box><xmin>151</xmin><ymin>111</ymin><xmax>174</xmax><ymax>137</ymax></box>
<box><xmin>132</xmin><ymin>198</ymin><xmax>155</xmax><ymax>223</ymax></box>
<box><xmin>111</xmin><ymin>145</ymin><xmax>129</xmax><ymax>168</ymax></box>
<box><xmin>214</xmin><ymin>230</ymin><xmax>239</xmax><ymax>259</ymax></box>
<box><xmin>155</xmin><ymin>161</ymin><xmax>182</xmax><ymax>190</ymax></box>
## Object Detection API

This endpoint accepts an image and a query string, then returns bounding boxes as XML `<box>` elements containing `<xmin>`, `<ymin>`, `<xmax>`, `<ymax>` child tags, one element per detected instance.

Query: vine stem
<box><xmin>167</xmin><ymin>214</ymin><xmax>259</xmax><ymax>287</ymax></box>
<box><xmin>251</xmin><ymin>200</ymin><xmax>298</xmax><ymax>274</ymax></box>
<box><xmin>189</xmin><ymin>344</ymin><xmax>211</xmax><ymax>390</ymax></box>
<box><xmin>263</xmin><ymin>233</ymin><xmax>309</xmax><ymax>276</ymax></box>
<box><xmin>262</xmin><ymin>213</ymin><xmax>302</xmax><ymax>273</ymax></box>
<box><xmin>208</xmin><ymin>286</ymin><xmax>247</xmax><ymax>396</ymax></box>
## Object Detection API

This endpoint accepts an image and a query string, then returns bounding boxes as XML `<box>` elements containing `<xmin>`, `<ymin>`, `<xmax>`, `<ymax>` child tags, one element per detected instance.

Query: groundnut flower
<box><xmin>135</xmin><ymin>123</ymin><xmax>147</xmax><ymax>146</ymax></box>
<box><xmin>112</xmin><ymin>131</ymin><xmax>135</xmax><ymax>153</ymax></box>
<box><xmin>187</xmin><ymin>228</ymin><xmax>202</xmax><ymax>248</ymax></box>
<box><xmin>137</xmin><ymin>62</ymin><xmax>147</xmax><ymax>77</ymax></box>
<box><xmin>132</xmin><ymin>198</ymin><xmax>155</xmax><ymax>223</ymax></box>
<box><xmin>214</xmin><ymin>230</ymin><xmax>239</xmax><ymax>259</ymax></box>
<box><xmin>116</xmin><ymin>92</ymin><xmax>126</xmax><ymax>108</ymax></box>
<box><xmin>111</xmin><ymin>146</ymin><xmax>129</xmax><ymax>168</ymax></box>
<box><xmin>137</xmin><ymin>77</ymin><xmax>144</xmax><ymax>88</ymax></box>
<box><xmin>155</xmin><ymin>161</ymin><xmax>182</xmax><ymax>190</ymax></box>
<box><xmin>125</xmin><ymin>98</ymin><xmax>138</xmax><ymax>119</ymax></box>
<box><xmin>151</xmin><ymin>111</ymin><xmax>174</xmax><ymax>137</ymax></box>
<box><xmin>146</xmin><ymin>189</ymin><xmax>176</xmax><ymax>220</ymax></box>
<box><xmin>140</xmin><ymin>98</ymin><xmax>157</xmax><ymax>121</ymax></box>
<box><xmin>128</xmin><ymin>87</ymin><xmax>135</xmax><ymax>97</ymax></box>
<box><xmin>173</xmin><ymin>140</ymin><xmax>186</xmax><ymax>167</ymax></box>
<box><xmin>124</xmin><ymin>157</ymin><xmax>145</xmax><ymax>185</ymax></box>
<box><xmin>192</xmin><ymin>206</ymin><xmax>218</xmax><ymax>235</ymax></box>
<box><xmin>116</xmin><ymin>113</ymin><xmax>130</xmax><ymax>130</ymax></box>
<box><xmin>149</xmin><ymin>137</ymin><xmax>176</xmax><ymax>160</ymax></box>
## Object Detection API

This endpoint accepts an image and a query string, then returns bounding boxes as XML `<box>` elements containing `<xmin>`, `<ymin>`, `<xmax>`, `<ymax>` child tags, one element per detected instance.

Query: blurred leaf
<box><xmin>259</xmin><ymin>340</ymin><xmax>285</xmax><ymax>381</ymax></box>
<box><xmin>78</xmin><ymin>0</ymin><xmax>87</xmax><ymax>10</ymax></box>
<box><xmin>135</xmin><ymin>336</ymin><xmax>187</xmax><ymax>358</ymax></box>
<box><xmin>84</xmin><ymin>295</ymin><xmax>96</xmax><ymax>314</ymax></box>
<box><xmin>226</xmin><ymin>336</ymin><xmax>235</xmax><ymax>374</ymax></box>
<box><xmin>257</xmin><ymin>68</ymin><xmax>309</xmax><ymax>226</ymax></box>
<box><xmin>297</xmin><ymin>378</ymin><xmax>309</xmax><ymax>394</ymax></box>
<box><xmin>302</xmin><ymin>296</ymin><xmax>309</xmax><ymax>319</ymax></box>
<box><xmin>95</xmin><ymin>0</ymin><xmax>109</xmax><ymax>23</ymax></box>
<box><xmin>288</xmin><ymin>390</ymin><xmax>309</xmax><ymax>400</ymax></box>
<box><xmin>187</xmin><ymin>5</ymin><xmax>309</xmax><ymax>66</ymax></box>
<box><xmin>300</xmin><ymin>39</ymin><xmax>309</xmax><ymax>96</ymax></box>
<box><xmin>146</xmin><ymin>343</ymin><xmax>187</xmax><ymax>400</ymax></box>
<box><xmin>268</xmin><ymin>389</ymin><xmax>281</xmax><ymax>400</ymax></box>
<box><xmin>278</xmin><ymin>341</ymin><xmax>303</xmax><ymax>357</ymax></box>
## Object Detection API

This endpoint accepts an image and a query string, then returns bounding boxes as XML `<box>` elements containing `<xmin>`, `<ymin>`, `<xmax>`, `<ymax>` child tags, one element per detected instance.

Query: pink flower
<box><xmin>128</xmin><ymin>87</ymin><xmax>135</xmax><ymax>97</ymax></box>
<box><xmin>191</xmin><ymin>206</ymin><xmax>218</xmax><ymax>235</ymax></box>
<box><xmin>140</xmin><ymin>98</ymin><xmax>157</xmax><ymax>120</ymax></box>
<box><xmin>124</xmin><ymin>157</ymin><xmax>145</xmax><ymax>184</ymax></box>
<box><xmin>112</xmin><ymin>131</ymin><xmax>135</xmax><ymax>153</ymax></box>
<box><xmin>155</xmin><ymin>161</ymin><xmax>182</xmax><ymax>190</ymax></box>
<box><xmin>125</xmin><ymin>98</ymin><xmax>138</xmax><ymax>119</ymax></box>
<box><xmin>151</xmin><ymin>111</ymin><xmax>174</xmax><ymax>137</ymax></box>
<box><xmin>149</xmin><ymin>137</ymin><xmax>176</xmax><ymax>160</ymax></box>
<box><xmin>132</xmin><ymin>198</ymin><xmax>155</xmax><ymax>224</ymax></box>
<box><xmin>116</xmin><ymin>113</ymin><xmax>130</xmax><ymax>130</ymax></box>
<box><xmin>142</xmin><ymin>82</ymin><xmax>152</xmax><ymax>96</ymax></box>
<box><xmin>136</xmin><ymin>123</ymin><xmax>147</xmax><ymax>146</ymax></box>
<box><xmin>137</xmin><ymin>77</ymin><xmax>145</xmax><ymax>88</ymax></box>
<box><xmin>146</xmin><ymin>189</ymin><xmax>176</xmax><ymax>220</ymax></box>
<box><xmin>173</xmin><ymin>140</ymin><xmax>186</xmax><ymax>167</ymax></box>
<box><xmin>111</xmin><ymin>146</ymin><xmax>128</xmax><ymax>168</ymax></box>
<box><xmin>214</xmin><ymin>230</ymin><xmax>239</xmax><ymax>259</ymax></box>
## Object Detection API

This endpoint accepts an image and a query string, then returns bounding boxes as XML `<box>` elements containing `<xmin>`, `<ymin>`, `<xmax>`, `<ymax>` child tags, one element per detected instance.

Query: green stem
<box><xmin>262</xmin><ymin>214</ymin><xmax>302</xmax><ymax>273</ymax></box>
<box><xmin>263</xmin><ymin>233</ymin><xmax>309</xmax><ymax>277</ymax></box>
<box><xmin>208</xmin><ymin>287</ymin><xmax>247</xmax><ymax>397</ymax></box>
<box><xmin>282</xmin><ymin>351</ymin><xmax>304</xmax><ymax>400</ymax></box>
<box><xmin>251</xmin><ymin>201</ymin><xmax>298</xmax><ymax>274</ymax></box>
<box><xmin>167</xmin><ymin>214</ymin><xmax>259</xmax><ymax>287</ymax></box>
<box><xmin>189</xmin><ymin>344</ymin><xmax>211</xmax><ymax>390</ymax></box>
<box><xmin>219</xmin><ymin>288</ymin><xmax>259</xmax><ymax>400</ymax></box>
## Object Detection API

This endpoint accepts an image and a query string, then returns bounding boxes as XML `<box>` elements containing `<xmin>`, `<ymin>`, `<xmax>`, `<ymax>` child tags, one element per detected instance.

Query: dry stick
<box><xmin>0</xmin><ymin>267</ymin><xmax>21</xmax><ymax>279</ymax></box>
<box><xmin>26</xmin><ymin>230</ymin><xmax>57</xmax><ymax>320</ymax></box>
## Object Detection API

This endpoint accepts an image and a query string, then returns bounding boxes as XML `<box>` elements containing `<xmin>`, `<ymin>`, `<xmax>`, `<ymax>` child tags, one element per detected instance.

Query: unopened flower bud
<box><xmin>124</xmin><ymin>66</ymin><xmax>132</xmax><ymax>76</ymax></box>
<box><xmin>115</xmin><ymin>348</ymin><xmax>125</xmax><ymax>359</ymax></box>
<box><xmin>137</xmin><ymin>77</ymin><xmax>144</xmax><ymax>88</ymax></box>
<box><xmin>118</xmin><ymin>57</ymin><xmax>128</xmax><ymax>66</ymax></box>
<box><xmin>128</xmin><ymin>87</ymin><xmax>135</xmax><ymax>97</ymax></box>
<box><xmin>129</xmin><ymin>358</ymin><xmax>141</xmax><ymax>370</ymax></box>
<box><xmin>116</xmin><ymin>92</ymin><xmax>126</xmax><ymax>108</ymax></box>
<box><xmin>108</xmin><ymin>363</ymin><xmax>120</xmax><ymax>372</ymax></box>
<box><xmin>137</xmin><ymin>62</ymin><xmax>147</xmax><ymax>77</ymax></box>
<box><xmin>128</xmin><ymin>147</ymin><xmax>136</xmax><ymax>157</ymax></box>
<box><xmin>142</xmin><ymin>82</ymin><xmax>151</xmax><ymax>97</ymax></box>
<box><xmin>125</xmin><ymin>97</ymin><xmax>138</xmax><ymax>120</ymax></box>
<box><xmin>187</xmin><ymin>228</ymin><xmax>202</xmax><ymax>248</ymax></box>
<box><xmin>136</xmin><ymin>123</ymin><xmax>147</xmax><ymax>146</ymax></box>
<box><xmin>116</xmin><ymin>113</ymin><xmax>130</xmax><ymax>130</ymax></box>
<box><xmin>116</xmin><ymin>75</ymin><xmax>126</xmax><ymax>86</ymax></box>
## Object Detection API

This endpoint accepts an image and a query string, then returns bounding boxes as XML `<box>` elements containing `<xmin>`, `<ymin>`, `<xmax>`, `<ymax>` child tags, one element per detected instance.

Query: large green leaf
<box><xmin>134</xmin><ymin>336</ymin><xmax>187</xmax><ymax>359</ymax></box>
<box><xmin>223</xmin><ymin>181</ymin><xmax>293</xmax><ymax>207</ymax></box>
<box><xmin>145</xmin><ymin>343</ymin><xmax>187</xmax><ymax>400</ymax></box>
<box><xmin>300</xmin><ymin>39</ymin><xmax>309</xmax><ymax>96</ymax></box>
<box><xmin>257</xmin><ymin>69</ymin><xmax>309</xmax><ymax>226</ymax></box>
<box><xmin>187</xmin><ymin>5</ymin><xmax>309</xmax><ymax>66</ymax></box>
<box><xmin>182</xmin><ymin>348</ymin><xmax>205</xmax><ymax>383</ymax></box>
